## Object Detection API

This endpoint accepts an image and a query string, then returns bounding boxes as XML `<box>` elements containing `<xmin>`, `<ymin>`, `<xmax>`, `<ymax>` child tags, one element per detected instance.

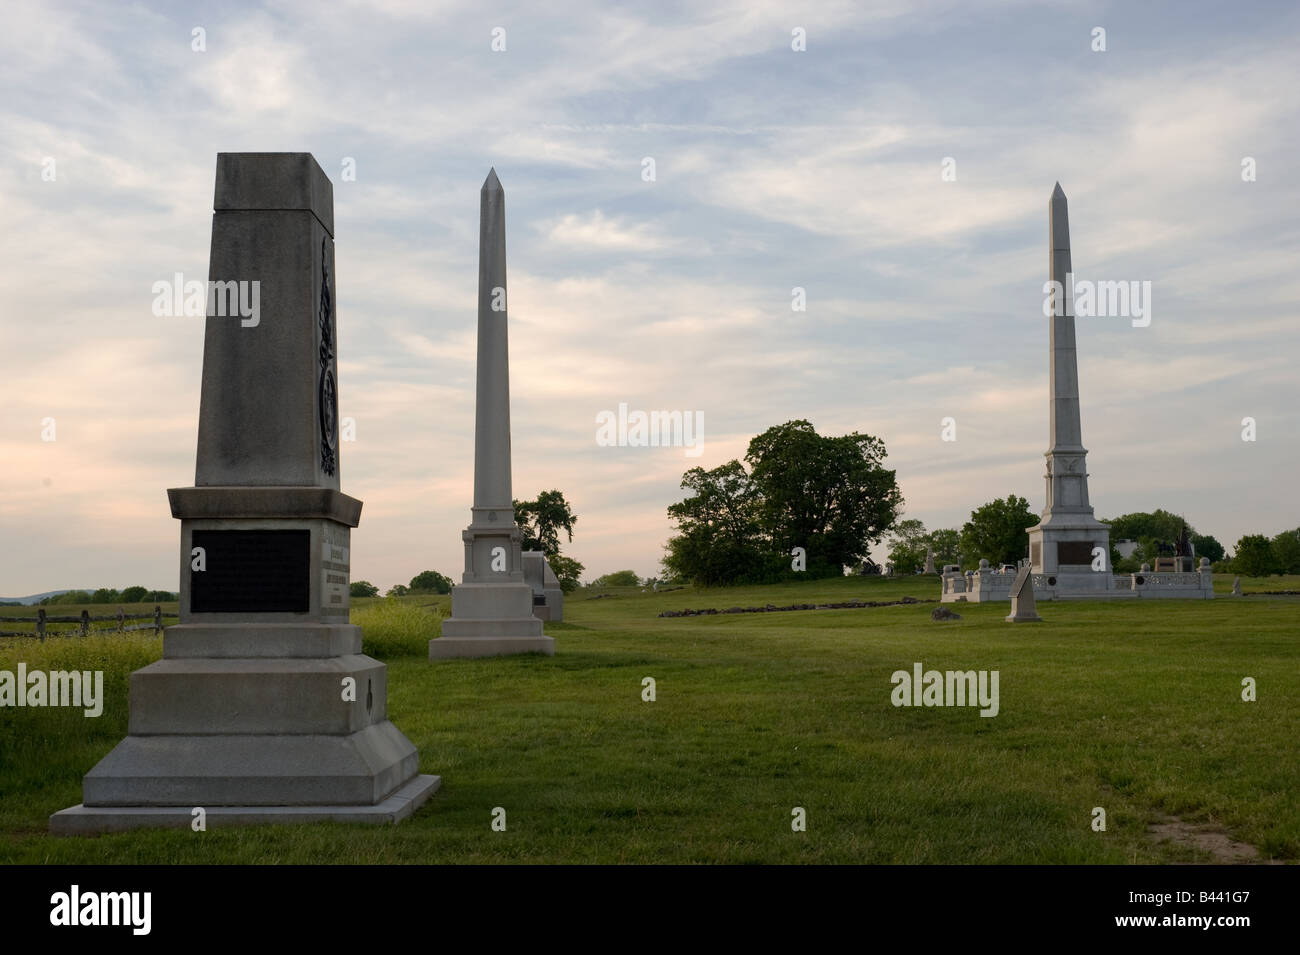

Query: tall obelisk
<box><xmin>431</xmin><ymin>169</ymin><xmax>554</xmax><ymax>658</ymax></box>
<box><xmin>51</xmin><ymin>153</ymin><xmax>439</xmax><ymax>832</ymax></box>
<box><xmin>1027</xmin><ymin>183</ymin><xmax>1111</xmax><ymax>587</ymax></box>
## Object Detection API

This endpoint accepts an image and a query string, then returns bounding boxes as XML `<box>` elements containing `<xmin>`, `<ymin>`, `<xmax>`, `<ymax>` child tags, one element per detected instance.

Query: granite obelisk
<box><xmin>51</xmin><ymin>153</ymin><xmax>439</xmax><ymax>833</ymax></box>
<box><xmin>1026</xmin><ymin>183</ymin><xmax>1112</xmax><ymax>590</ymax></box>
<box><xmin>431</xmin><ymin>169</ymin><xmax>554</xmax><ymax>658</ymax></box>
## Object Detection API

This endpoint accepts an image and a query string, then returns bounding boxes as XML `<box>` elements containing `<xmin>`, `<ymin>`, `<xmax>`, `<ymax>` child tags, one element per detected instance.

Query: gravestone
<box><xmin>51</xmin><ymin>153</ymin><xmax>439</xmax><ymax>833</ymax></box>
<box><xmin>923</xmin><ymin>545</ymin><xmax>936</xmax><ymax>575</ymax></box>
<box><xmin>1005</xmin><ymin>564</ymin><xmax>1043</xmax><ymax>623</ymax></box>
<box><xmin>1232</xmin><ymin>576</ymin><xmax>1242</xmax><ymax>597</ymax></box>
<box><xmin>430</xmin><ymin>170</ymin><xmax>554</xmax><ymax>658</ymax></box>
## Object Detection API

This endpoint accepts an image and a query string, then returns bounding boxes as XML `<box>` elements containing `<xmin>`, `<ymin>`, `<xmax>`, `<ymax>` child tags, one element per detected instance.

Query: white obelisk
<box><xmin>432</xmin><ymin>169</ymin><xmax>554</xmax><ymax>658</ymax></box>
<box><xmin>1027</xmin><ymin>183</ymin><xmax>1112</xmax><ymax>591</ymax></box>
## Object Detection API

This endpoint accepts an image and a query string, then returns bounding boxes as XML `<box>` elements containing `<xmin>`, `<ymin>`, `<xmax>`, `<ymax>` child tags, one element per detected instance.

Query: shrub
<box><xmin>353</xmin><ymin>598</ymin><xmax>444</xmax><ymax>658</ymax></box>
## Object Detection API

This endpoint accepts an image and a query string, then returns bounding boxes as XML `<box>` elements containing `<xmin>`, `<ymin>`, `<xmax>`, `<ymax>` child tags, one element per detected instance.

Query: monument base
<box><xmin>434</xmin><ymin>579</ymin><xmax>552</xmax><ymax>658</ymax></box>
<box><xmin>1005</xmin><ymin>611</ymin><xmax>1043</xmax><ymax>623</ymax></box>
<box><xmin>429</xmin><ymin>634</ymin><xmax>555</xmax><ymax>659</ymax></box>
<box><xmin>50</xmin><ymin>774</ymin><xmax>440</xmax><ymax>835</ymax></box>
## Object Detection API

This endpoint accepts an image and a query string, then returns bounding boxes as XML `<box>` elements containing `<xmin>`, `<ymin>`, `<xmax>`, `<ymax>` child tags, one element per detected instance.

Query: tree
<box><xmin>663</xmin><ymin>420</ymin><xmax>903</xmax><ymax>586</ymax></box>
<box><xmin>1232</xmin><ymin>535</ymin><xmax>1277</xmax><ymax>577</ymax></box>
<box><xmin>1104</xmin><ymin>510</ymin><xmax>1217</xmax><ymax>564</ymax></box>
<box><xmin>409</xmin><ymin>571</ymin><xmax>453</xmax><ymax>594</ymax></box>
<box><xmin>92</xmin><ymin>588</ymin><xmax>120</xmax><ymax>604</ymax></box>
<box><xmin>350</xmin><ymin>580</ymin><xmax>380</xmax><ymax>598</ymax></box>
<box><xmin>120</xmin><ymin>586</ymin><xmax>149</xmax><ymax>603</ymax></box>
<box><xmin>386</xmin><ymin>584</ymin><xmax>409</xmax><ymax>597</ymax></box>
<box><xmin>514</xmin><ymin>490</ymin><xmax>577</xmax><ymax>556</ymax></box>
<box><xmin>886</xmin><ymin>519</ymin><xmax>928</xmax><ymax>574</ymax></box>
<box><xmin>961</xmin><ymin>496</ymin><xmax>1037</xmax><ymax>567</ymax></box>
<box><xmin>745</xmin><ymin>421</ymin><xmax>902</xmax><ymax>576</ymax></box>
<box><xmin>592</xmin><ymin>570</ymin><xmax>640</xmax><ymax>587</ymax></box>
<box><xmin>1270</xmin><ymin>528</ymin><xmax>1300</xmax><ymax>575</ymax></box>
<box><xmin>927</xmin><ymin>528</ymin><xmax>962</xmax><ymax>568</ymax></box>
<box><xmin>663</xmin><ymin>460</ymin><xmax>770</xmax><ymax>586</ymax></box>
<box><xmin>52</xmin><ymin>590</ymin><xmax>93</xmax><ymax>605</ymax></box>
<box><xmin>546</xmin><ymin>554</ymin><xmax>584</xmax><ymax>593</ymax></box>
<box><xmin>147</xmin><ymin>590</ymin><xmax>176</xmax><ymax>602</ymax></box>
<box><xmin>1190</xmin><ymin>533</ymin><xmax>1225</xmax><ymax>564</ymax></box>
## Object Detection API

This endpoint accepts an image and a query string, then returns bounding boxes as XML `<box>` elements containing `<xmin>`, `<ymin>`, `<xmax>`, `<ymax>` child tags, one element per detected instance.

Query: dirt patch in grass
<box><xmin>1147</xmin><ymin>814</ymin><xmax>1280</xmax><ymax>864</ymax></box>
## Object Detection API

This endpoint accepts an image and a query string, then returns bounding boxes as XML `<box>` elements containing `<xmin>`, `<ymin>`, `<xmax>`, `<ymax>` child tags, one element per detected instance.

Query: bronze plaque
<box><xmin>191</xmin><ymin>530</ymin><xmax>311</xmax><ymax>613</ymax></box>
<box><xmin>1057</xmin><ymin>541</ymin><xmax>1096</xmax><ymax>566</ymax></box>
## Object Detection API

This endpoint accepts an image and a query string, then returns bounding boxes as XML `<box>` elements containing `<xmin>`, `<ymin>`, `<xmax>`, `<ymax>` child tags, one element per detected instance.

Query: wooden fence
<box><xmin>0</xmin><ymin>605</ymin><xmax>177</xmax><ymax>640</ymax></box>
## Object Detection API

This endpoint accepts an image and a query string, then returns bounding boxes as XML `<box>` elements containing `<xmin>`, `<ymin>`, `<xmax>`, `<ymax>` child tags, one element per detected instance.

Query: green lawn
<box><xmin>1</xmin><ymin>575</ymin><xmax>1297</xmax><ymax>863</ymax></box>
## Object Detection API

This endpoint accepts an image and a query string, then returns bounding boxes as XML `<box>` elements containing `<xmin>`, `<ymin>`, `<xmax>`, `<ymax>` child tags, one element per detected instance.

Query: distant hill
<box><xmin>0</xmin><ymin>590</ymin><xmax>81</xmax><ymax>605</ymax></box>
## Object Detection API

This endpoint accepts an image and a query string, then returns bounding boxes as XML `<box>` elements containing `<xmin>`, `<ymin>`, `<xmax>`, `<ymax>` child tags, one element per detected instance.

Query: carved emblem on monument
<box><xmin>318</xmin><ymin>237</ymin><xmax>338</xmax><ymax>476</ymax></box>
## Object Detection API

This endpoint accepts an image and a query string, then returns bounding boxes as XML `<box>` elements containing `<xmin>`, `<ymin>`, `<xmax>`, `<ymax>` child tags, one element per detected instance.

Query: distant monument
<box><xmin>52</xmin><ymin>153</ymin><xmax>438</xmax><ymax>832</ymax></box>
<box><xmin>431</xmin><ymin>170</ymin><xmax>554</xmax><ymax>659</ymax></box>
<box><xmin>1025</xmin><ymin>183</ymin><xmax>1114</xmax><ymax>595</ymax></box>
<box><xmin>923</xmin><ymin>545</ymin><xmax>936</xmax><ymax>575</ymax></box>
<box><xmin>940</xmin><ymin>183</ymin><xmax>1211</xmax><ymax>603</ymax></box>
<box><xmin>1005</xmin><ymin>565</ymin><xmax>1043</xmax><ymax>622</ymax></box>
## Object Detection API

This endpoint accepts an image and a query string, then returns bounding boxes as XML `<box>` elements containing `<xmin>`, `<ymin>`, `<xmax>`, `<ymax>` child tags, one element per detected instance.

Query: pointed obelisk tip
<box><xmin>482</xmin><ymin>167</ymin><xmax>502</xmax><ymax>192</ymax></box>
<box><xmin>1051</xmin><ymin>181</ymin><xmax>1066</xmax><ymax>201</ymax></box>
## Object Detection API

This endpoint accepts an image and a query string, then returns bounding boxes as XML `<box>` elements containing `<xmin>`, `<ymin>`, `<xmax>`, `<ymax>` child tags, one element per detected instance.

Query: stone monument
<box><xmin>522</xmin><ymin>551</ymin><xmax>565</xmax><ymax>621</ymax></box>
<box><xmin>1005</xmin><ymin>564</ymin><xmax>1043</xmax><ymax>622</ymax></box>
<box><xmin>430</xmin><ymin>170</ymin><xmax>554</xmax><ymax>659</ymax></box>
<box><xmin>923</xmin><ymin>545</ymin><xmax>936</xmax><ymax>575</ymax></box>
<box><xmin>51</xmin><ymin>153</ymin><xmax>439</xmax><ymax>833</ymax></box>
<box><xmin>1025</xmin><ymin>183</ymin><xmax>1113</xmax><ymax>595</ymax></box>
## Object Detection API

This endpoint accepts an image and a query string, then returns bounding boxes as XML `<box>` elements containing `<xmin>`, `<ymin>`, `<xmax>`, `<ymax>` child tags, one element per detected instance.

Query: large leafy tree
<box><xmin>514</xmin><ymin>490</ymin><xmax>577</xmax><ymax>556</ymax></box>
<box><xmin>1103</xmin><ymin>509</ymin><xmax>1207</xmax><ymax>563</ymax></box>
<box><xmin>546</xmin><ymin>555</ymin><xmax>584</xmax><ymax>593</ymax></box>
<box><xmin>927</xmin><ymin>528</ymin><xmax>963</xmax><ymax>568</ymax></box>
<box><xmin>663</xmin><ymin>460</ymin><xmax>769</xmax><ymax>586</ymax></box>
<box><xmin>513</xmin><ymin>488</ymin><xmax>584</xmax><ymax>588</ymax></box>
<box><xmin>663</xmin><ymin>421</ymin><xmax>902</xmax><ymax>585</ymax></box>
<box><xmin>961</xmin><ymin>495</ymin><xmax>1037</xmax><ymax>567</ymax></box>
<box><xmin>1191</xmin><ymin>533</ymin><xmax>1225</xmax><ymax>564</ymax></box>
<box><xmin>409</xmin><ymin>570</ymin><xmax>453</xmax><ymax>594</ymax></box>
<box><xmin>1270</xmin><ymin>528</ymin><xmax>1300</xmax><ymax>575</ymax></box>
<box><xmin>1233</xmin><ymin>535</ymin><xmax>1276</xmax><ymax>577</ymax></box>
<box><xmin>886</xmin><ymin>519</ymin><xmax>929</xmax><ymax>574</ymax></box>
<box><xmin>745</xmin><ymin>421</ymin><xmax>902</xmax><ymax>575</ymax></box>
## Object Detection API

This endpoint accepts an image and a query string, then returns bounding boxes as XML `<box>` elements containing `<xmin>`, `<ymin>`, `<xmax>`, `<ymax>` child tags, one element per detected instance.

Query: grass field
<box><xmin>1</xmin><ymin>574</ymin><xmax>1297</xmax><ymax>864</ymax></box>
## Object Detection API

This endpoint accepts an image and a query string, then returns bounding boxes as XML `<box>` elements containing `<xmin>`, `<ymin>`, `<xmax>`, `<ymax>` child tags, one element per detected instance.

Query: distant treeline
<box><xmin>34</xmin><ymin>587</ymin><xmax>177</xmax><ymax>606</ymax></box>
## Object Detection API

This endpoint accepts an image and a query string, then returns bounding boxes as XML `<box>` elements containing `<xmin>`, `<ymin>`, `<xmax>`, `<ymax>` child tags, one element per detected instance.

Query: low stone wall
<box><xmin>942</xmin><ymin>562</ymin><xmax>1215</xmax><ymax>603</ymax></box>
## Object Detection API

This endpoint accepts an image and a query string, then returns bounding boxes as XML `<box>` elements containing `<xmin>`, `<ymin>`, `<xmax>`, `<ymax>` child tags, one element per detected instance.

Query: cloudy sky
<box><xmin>1</xmin><ymin>0</ymin><xmax>1297</xmax><ymax>596</ymax></box>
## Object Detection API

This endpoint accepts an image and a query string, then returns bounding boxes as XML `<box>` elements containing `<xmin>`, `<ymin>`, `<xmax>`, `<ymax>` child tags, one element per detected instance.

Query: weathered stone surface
<box><xmin>55</xmin><ymin>153</ymin><xmax>434</xmax><ymax>832</ymax></box>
